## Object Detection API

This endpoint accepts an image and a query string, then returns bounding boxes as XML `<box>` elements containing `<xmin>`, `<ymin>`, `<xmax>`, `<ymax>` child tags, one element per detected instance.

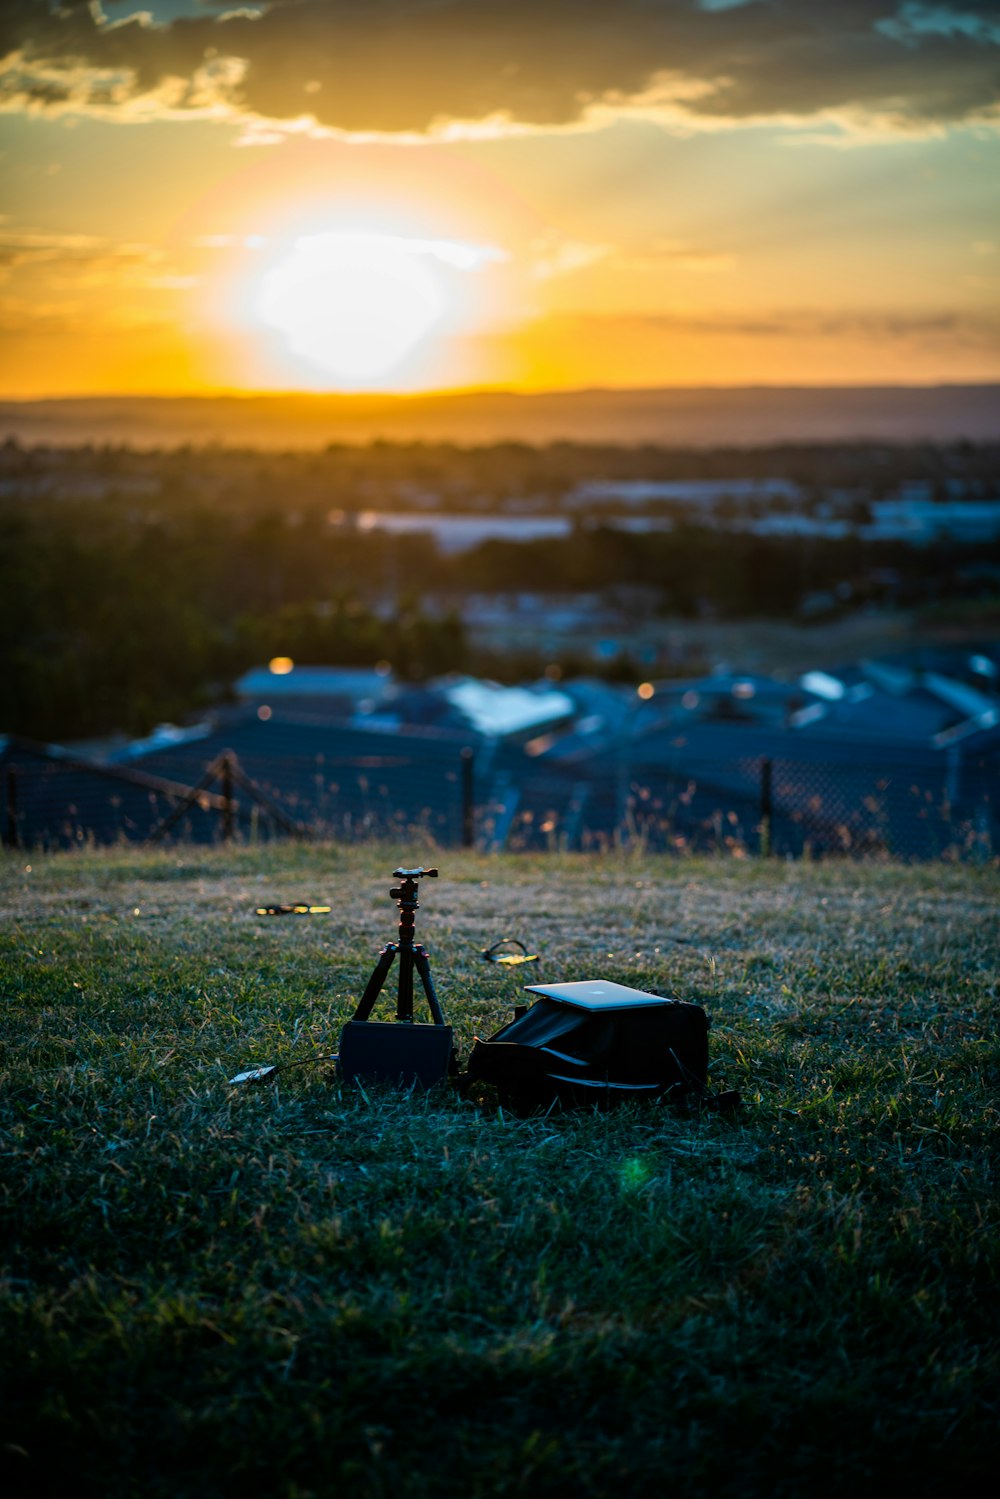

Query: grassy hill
<box><xmin>1</xmin><ymin>844</ymin><xmax>997</xmax><ymax>1496</ymax></box>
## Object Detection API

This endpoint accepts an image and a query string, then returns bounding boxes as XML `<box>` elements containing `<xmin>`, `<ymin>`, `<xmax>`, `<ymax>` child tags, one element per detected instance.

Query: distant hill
<box><xmin>1</xmin><ymin>385</ymin><xmax>998</xmax><ymax>449</ymax></box>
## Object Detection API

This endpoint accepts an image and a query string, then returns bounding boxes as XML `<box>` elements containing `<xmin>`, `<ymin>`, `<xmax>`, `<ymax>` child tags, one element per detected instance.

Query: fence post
<box><xmin>4</xmin><ymin>767</ymin><xmax>20</xmax><ymax>850</ymax></box>
<box><xmin>461</xmin><ymin>747</ymin><xmax>475</xmax><ymax>849</ymax></box>
<box><xmin>945</xmin><ymin>745</ymin><xmax>961</xmax><ymax>808</ymax></box>
<box><xmin>221</xmin><ymin>752</ymin><xmax>235</xmax><ymax>842</ymax></box>
<box><xmin>760</xmin><ymin>756</ymin><xmax>773</xmax><ymax>857</ymax></box>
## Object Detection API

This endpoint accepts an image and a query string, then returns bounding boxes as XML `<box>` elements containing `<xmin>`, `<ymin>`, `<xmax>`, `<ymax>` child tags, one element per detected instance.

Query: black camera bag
<box><xmin>462</xmin><ymin>980</ymin><xmax>710</xmax><ymax>1113</ymax></box>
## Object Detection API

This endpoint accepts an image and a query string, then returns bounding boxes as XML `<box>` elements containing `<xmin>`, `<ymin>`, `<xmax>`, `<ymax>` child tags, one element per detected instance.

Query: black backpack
<box><xmin>461</xmin><ymin>979</ymin><xmax>717</xmax><ymax>1114</ymax></box>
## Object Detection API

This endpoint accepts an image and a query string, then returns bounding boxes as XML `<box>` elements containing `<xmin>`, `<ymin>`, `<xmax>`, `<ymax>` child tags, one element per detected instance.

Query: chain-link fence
<box><xmin>487</xmin><ymin>748</ymin><xmax>997</xmax><ymax>861</ymax></box>
<box><xmin>2</xmin><ymin>742</ymin><xmax>475</xmax><ymax>852</ymax></box>
<box><xmin>3</xmin><ymin>739</ymin><xmax>995</xmax><ymax>861</ymax></box>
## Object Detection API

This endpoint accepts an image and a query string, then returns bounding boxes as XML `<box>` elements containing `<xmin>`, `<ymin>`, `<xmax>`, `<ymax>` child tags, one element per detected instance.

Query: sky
<box><xmin>1</xmin><ymin>0</ymin><xmax>998</xmax><ymax>396</ymax></box>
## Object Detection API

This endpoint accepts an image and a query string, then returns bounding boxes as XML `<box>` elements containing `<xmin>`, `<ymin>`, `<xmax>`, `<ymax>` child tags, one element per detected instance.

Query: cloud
<box><xmin>531</xmin><ymin>239</ymin><xmax>610</xmax><ymax>280</ymax></box>
<box><xmin>0</xmin><ymin>225</ymin><xmax>200</xmax><ymax>295</ymax></box>
<box><xmin>620</xmin><ymin>240</ymin><xmax>737</xmax><ymax>272</ymax></box>
<box><xmin>0</xmin><ymin>229</ymin><xmax>104</xmax><ymax>265</ymax></box>
<box><xmin>0</xmin><ymin>228</ymin><xmax>158</xmax><ymax>265</ymax></box>
<box><xmin>566</xmin><ymin>306</ymin><xmax>1000</xmax><ymax>344</ymax></box>
<box><xmin>528</xmin><ymin>237</ymin><xmax>735</xmax><ymax>280</ymax></box>
<box><xmin>0</xmin><ymin>290</ymin><xmax>174</xmax><ymax>331</ymax></box>
<box><xmin>0</xmin><ymin>2</ymin><xmax>998</xmax><ymax>138</ymax></box>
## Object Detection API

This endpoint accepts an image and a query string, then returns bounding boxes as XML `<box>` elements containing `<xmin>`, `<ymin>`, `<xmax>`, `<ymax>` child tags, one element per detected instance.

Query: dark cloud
<box><xmin>1</xmin><ymin>2</ymin><xmax>998</xmax><ymax>133</ymax></box>
<box><xmin>592</xmin><ymin>307</ymin><xmax>998</xmax><ymax>342</ymax></box>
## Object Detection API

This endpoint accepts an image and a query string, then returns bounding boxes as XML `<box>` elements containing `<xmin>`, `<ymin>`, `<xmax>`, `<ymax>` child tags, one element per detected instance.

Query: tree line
<box><xmin>2</xmin><ymin>454</ymin><xmax>997</xmax><ymax>741</ymax></box>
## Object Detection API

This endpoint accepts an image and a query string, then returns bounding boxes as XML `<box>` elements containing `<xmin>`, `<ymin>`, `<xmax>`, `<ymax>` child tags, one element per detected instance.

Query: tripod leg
<box><xmin>353</xmin><ymin>945</ymin><xmax>396</xmax><ymax>1022</ymax></box>
<box><xmin>397</xmin><ymin>942</ymin><xmax>415</xmax><ymax>1023</ymax></box>
<box><xmin>413</xmin><ymin>946</ymin><xmax>446</xmax><ymax>1027</ymax></box>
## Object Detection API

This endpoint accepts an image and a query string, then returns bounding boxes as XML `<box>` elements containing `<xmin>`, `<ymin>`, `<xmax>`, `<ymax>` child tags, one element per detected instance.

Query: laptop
<box><xmin>523</xmin><ymin>979</ymin><xmax>672</xmax><ymax>1011</ymax></box>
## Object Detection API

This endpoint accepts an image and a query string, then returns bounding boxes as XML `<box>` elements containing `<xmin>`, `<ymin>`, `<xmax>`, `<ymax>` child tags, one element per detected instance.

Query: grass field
<box><xmin>1</xmin><ymin>843</ymin><xmax>997</xmax><ymax>1497</ymax></box>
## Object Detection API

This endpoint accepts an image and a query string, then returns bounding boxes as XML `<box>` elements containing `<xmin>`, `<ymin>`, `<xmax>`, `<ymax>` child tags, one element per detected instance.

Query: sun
<box><xmin>256</xmin><ymin>231</ymin><xmax>449</xmax><ymax>386</ymax></box>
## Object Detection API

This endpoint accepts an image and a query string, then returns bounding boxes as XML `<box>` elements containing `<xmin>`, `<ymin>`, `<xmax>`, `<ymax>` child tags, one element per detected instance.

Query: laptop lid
<box><xmin>523</xmin><ymin>979</ymin><xmax>672</xmax><ymax>1011</ymax></box>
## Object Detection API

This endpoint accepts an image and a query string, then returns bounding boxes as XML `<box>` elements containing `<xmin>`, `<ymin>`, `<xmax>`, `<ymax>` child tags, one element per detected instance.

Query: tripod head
<box><xmin>390</xmin><ymin>866</ymin><xmax>438</xmax><ymax>907</ymax></box>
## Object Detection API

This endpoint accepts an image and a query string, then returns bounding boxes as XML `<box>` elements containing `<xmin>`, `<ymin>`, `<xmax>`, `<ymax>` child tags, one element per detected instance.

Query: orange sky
<box><xmin>1</xmin><ymin>2</ymin><xmax>998</xmax><ymax>396</ymax></box>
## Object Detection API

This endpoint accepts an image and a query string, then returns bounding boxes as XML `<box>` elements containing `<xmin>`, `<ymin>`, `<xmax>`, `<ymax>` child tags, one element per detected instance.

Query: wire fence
<box><xmin>664</xmin><ymin>751</ymin><xmax>982</xmax><ymax>860</ymax></box>
<box><xmin>3</xmin><ymin>740</ymin><xmax>995</xmax><ymax>862</ymax></box>
<box><xmin>498</xmin><ymin>749</ymin><xmax>996</xmax><ymax>861</ymax></box>
<box><xmin>1</xmin><ymin>744</ymin><xmax>475</xmax><ymax>852</ymax></box>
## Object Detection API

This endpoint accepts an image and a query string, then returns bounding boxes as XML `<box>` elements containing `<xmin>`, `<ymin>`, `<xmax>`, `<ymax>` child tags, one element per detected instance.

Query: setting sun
<box><xmin>255</xmin><ymin>231</ymin><xmax>470</xmax><ymax>386</ymax></box>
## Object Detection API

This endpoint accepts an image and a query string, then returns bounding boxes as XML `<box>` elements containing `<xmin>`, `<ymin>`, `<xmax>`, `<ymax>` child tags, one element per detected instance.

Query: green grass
<box><xmin>1</xmin><ymin>843</ymin><xmax>997</xmax><ymax>1497</ymax></box>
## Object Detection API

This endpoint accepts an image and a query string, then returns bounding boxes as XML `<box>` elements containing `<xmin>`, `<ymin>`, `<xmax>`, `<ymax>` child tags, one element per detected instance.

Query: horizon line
<box><xmin>3</xmin><ymin>380</ymin><xmax>999</xmax><ymax>404</ymax></box>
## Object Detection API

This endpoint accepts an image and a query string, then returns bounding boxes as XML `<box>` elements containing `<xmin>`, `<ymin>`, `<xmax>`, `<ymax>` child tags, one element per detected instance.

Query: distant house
<box><xmin>235</xmin><ymin>663</ymin><xmax>395</xmax><ymax>718</ymax></box>
<box><xmin>566</xmin><ymin>478</ymin><xmax>803</xmax><ymax>510</ymax></box>
<box><xmin>865</xmin><ymin>498</ymin><xmax>1000</xmax><ymax>545</ymax></box>
<box><xmin>436</xmin><ymin>677</ymin><xmax>575</xmax><ymax>741</ymax></box>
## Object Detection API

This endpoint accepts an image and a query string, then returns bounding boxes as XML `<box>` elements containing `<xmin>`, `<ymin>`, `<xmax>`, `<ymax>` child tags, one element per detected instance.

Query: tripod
<box><xmin>340</xmin><ymin>867</ymin><xmax>454</xmax><ymax>1088</ymax></box>
<box><xmin>352</xmin><ymin>867</ymin><xmax>445</xmax><ymax>1025</ymax></box>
